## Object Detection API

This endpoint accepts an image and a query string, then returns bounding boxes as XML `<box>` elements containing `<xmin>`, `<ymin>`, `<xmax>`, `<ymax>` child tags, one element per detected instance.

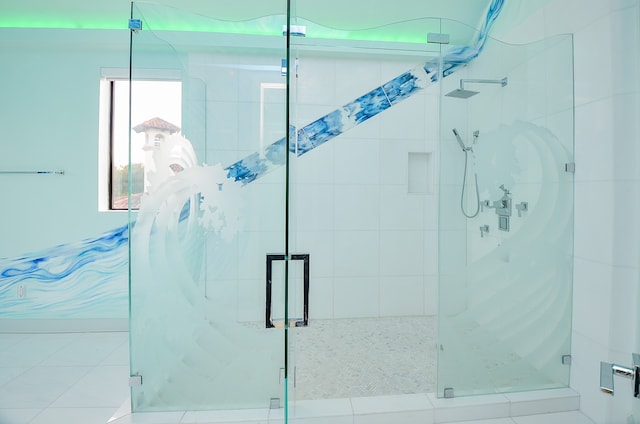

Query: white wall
<box><xmin>0</xmin><ymin>29</ymin><xmax>133</xmax><ymax>325</ymax></box>
<box><xmin>495</xmin><ymin>1</ymin><xmax>640</xmax><ymax>423</ymax></box>
<box><xmin>189</xmin><ymin>49</ymin><xmax>441</xmax><ymax>322</ymax></box>
<box><xmin>291</xmin><ymin>56</ymin><xmax>440</xmax><ymax>320</ymax></box>
<box><xmin>0</xmin><ymin>27</ymin><xmax>442</xmax><ymax>324</ymax></box>
<box><xmin>0</xmin><ymin>29</ymin><xmax>130</xmax><ymax>257</ymax></box>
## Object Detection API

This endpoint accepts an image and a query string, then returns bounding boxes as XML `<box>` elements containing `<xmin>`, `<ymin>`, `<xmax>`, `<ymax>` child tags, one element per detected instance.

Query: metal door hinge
<box><xmin>129</xmin><ymin>374</ymin><xmax>142</xmax><ymax>387</ymax></box>
<box><xmin>427</xmin><ymin>33</ymin><xmax>450</xmax><ymax>44</ymax></box>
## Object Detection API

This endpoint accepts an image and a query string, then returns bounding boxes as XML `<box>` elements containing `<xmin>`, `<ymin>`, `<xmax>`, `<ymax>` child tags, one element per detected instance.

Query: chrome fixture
<box><xmin>452</xmin><ymin>128</ymin><xmax>470</xmax><ymax>151</ymax></box>
<box><xmin>129</xmin><ymin>374</ymin><xmax>143</xmax><ymax>387</ymax></box>
<box><xmin>427</xmin><ymin>32</ymin><xmax>450</xmax><ymax>44</ymax></box>
<box><xmin>479</xmin><ymin>225</ymin><xmax>490</xmax><ymax>238</ymax></box>
<box><xmin>600</xmin><ymin>354</ymin><xmax>640</xmax><ymax>397</ymax></box>
<box><xmin>445</xmin><ymin>77</ymin><xmax>508</xmax><ymax>98</ymax></box>
<box><xmin>516</xmin><ymin>201</ymin><xmax>529</xmax><ymax>217</ymax></box>
<box><xmin>483</xmin><ymin>185</ymin><xmax>513</xmax><ymax>232</ymax></box>
<box><xmin>0</xmin><ymin>170</ymin><xmax>64</xmax><ymax>175</ymax></box>
<box><xmin>452</xmin><ymin>129</ymin><xmax>480</xmax><ymax>218</ymax></box>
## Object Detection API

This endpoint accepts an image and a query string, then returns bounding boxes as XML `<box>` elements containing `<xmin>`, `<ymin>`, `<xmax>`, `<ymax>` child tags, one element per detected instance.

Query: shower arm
<box><xmin>459</xmin><ymin>77</ymin><xmax>508</xmax><ymax>90</ymax></box>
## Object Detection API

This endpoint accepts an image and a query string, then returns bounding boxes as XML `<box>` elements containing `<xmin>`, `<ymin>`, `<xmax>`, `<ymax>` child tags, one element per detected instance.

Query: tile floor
<box><xmin>0</xmin><ymin>332</ymin><xmax>596</xmax><ymax>424</ymax></box>
<box><xmin>0</xmin><ymin>331</ymin><xmax>130</xmax><ymax>424</ymax></box>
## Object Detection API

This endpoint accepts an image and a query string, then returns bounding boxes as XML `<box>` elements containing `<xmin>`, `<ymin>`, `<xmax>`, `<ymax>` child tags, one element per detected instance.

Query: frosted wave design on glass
<box><xmin>129</xmin><ymin>165</ymin><xmax>283</xmax><ymax>410</ymax></box>
<box><xmin>0</xmin><ymin>0</ymin><xmax>504</xmax><ymax>318</ymax></box>
<box><xmin>0</xmin><ymin>226</ymin><xmax>129</xmax><ymax>318</ymax></box>
<box><xmin>439</xmin><ymin>121</ymin><xmax>573</xmax><ymax>394</ymax></box>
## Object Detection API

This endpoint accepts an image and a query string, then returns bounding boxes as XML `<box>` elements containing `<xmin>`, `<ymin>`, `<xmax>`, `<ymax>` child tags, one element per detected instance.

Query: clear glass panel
<box><xmin>437</xmin><ymin>28</ymin><xmax>575</xmax><ymax>396</ymax></box>
<box><xmin>126</xmin><ymin>0</ymin><xmax>576</xmax><ymax>417</ymax></box>
<box><xmin>128</xmin><ymin>3</ymin><xmax>288</xmax><ymax>412</ymax></box>
<box><xmin>285</xmin><ymin>15</ymin><xmax>444</xmax><ymax>409</ymax></box>
<box><xmin>635</xmin><ymin>303</ymin><xmax>640</xmax><ymax>423</ymax></box>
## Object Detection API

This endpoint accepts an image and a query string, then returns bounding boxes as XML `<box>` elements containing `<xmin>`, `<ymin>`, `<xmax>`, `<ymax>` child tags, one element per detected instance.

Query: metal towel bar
<box><xmin>0</xmin><ymin>170</ymin><xmax>64</xmax><ymax>175</ymax></box>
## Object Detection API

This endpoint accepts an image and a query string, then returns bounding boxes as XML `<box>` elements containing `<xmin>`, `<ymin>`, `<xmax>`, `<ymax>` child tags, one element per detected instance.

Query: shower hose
<box><xmin>461</xmin><ymin>149</ymin><xmax>480</xmax><ymax>218</ymax></box>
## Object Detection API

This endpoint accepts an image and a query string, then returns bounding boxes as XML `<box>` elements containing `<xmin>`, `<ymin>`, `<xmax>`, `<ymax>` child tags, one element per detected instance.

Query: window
<box><xmin>98</xmin><ymin>69</ymin><xmax>182</xmax><ymax>211</ymax></box>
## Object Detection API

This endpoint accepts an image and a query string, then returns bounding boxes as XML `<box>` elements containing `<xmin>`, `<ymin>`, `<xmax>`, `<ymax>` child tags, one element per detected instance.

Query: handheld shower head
<box><xmin>452</xmin><ymin>128</ymin><xmax>467</xmax><ymax>151</ymax></box>
<box><xmin>452</xmin><ymin>129</ymin><xmax>480</xmax><ymax>219</ymax></box>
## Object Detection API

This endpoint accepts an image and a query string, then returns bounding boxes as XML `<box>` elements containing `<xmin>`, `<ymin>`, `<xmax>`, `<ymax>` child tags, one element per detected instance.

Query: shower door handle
<box><xmin>600</xmin><ymin>353</ymin><xmax>640</xmax><ymax>397</ymax></box>
<box><xmin>265</xmin><ymin>254</ymin><xmax>310</xmax><ymax>328</ymax></box>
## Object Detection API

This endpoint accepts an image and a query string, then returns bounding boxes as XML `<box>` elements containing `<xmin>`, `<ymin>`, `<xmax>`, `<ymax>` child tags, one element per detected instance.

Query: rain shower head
<box><xmin>445</xmin><ymin>77</ymin><xmax>508</xmax><ymax>99</ymax></box>
<box><xmin>446</xmin><ymin>88</ymin><xmax>479</xmax><ymax>99</ymax></box>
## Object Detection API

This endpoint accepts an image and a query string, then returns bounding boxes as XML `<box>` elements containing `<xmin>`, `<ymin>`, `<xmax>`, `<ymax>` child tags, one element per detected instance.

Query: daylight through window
<box><xmin>106</xmin><ymin>79</ymin><xmax>182</xmax><ymax>210</ymax></box>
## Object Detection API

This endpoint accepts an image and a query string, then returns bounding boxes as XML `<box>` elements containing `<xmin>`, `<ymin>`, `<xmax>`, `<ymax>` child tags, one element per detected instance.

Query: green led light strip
<box><xmin>0</xmin><ymin>13</ymin><xmax>450</xmax><ymax>44</ymax></box>
<box><xmin>0</xmin><ymin>18</ymin><xmax>127</xmax><ymax>30</ymax></box>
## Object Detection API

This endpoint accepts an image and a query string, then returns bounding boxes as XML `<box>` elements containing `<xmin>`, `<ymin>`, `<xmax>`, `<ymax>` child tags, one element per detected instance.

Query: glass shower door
<box><xmin>127</xmin><ymin>3</ymin><xmax>289</xmax><ymax>412</ymax></box>
<box><xmin>285</xmin><ymin>15</ymin><xmax>445</xmax><ymax>409</ymax></box>
<box><xmin>437</xmin><ymin>31</ymin><xmax>575</xmax><ymax>397</ymax></box>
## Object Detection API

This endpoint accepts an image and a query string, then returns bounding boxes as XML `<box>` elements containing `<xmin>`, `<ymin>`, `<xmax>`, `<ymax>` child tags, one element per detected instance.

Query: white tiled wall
<box><xmin>197</xmin><ymin>51</ymin><xmax>440</xmax><ymax>322</ymax></box>
<box><xmin>495</xmin><ymin>1</ymin><xmax>640</xmax><ymax>423</ymax></box>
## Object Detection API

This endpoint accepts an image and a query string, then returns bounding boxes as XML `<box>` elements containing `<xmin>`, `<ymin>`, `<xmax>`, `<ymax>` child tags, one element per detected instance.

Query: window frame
<box><xmin>98</xmin><ymin>68</ymin><xmax>182</xmax><ymax>212</ymax></box>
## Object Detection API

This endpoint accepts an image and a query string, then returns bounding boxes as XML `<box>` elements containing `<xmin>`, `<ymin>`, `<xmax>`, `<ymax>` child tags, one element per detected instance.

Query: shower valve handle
<box><xmin>516</xmin><ymin>202</ymin><xmax>529</xmax><ymax>217</ymax></box>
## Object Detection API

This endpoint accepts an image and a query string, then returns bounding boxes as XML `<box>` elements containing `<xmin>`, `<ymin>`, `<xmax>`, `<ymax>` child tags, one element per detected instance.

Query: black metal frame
<box><xmin>265</xmin><ymin>254</ymin><xmax>309</xmax><ymax>328</ymax></box>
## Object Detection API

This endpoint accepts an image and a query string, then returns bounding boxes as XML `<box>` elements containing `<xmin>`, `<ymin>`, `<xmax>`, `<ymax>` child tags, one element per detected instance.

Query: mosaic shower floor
<box><xmin>290</xmin><ymin>316</ymin><xmax>437</xmax><ymax>399</ymax></box>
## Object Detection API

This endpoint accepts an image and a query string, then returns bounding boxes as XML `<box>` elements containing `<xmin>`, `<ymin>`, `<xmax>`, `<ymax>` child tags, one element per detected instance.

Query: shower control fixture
<box><xmin>479</xmin><ymin>225</ymin><xmax>490</xmax><ymax>238</ymax></box>
<box><xmin>516</xmin><ymin>201</ymin><xmax>529</xmax><ymax>217</ymax></box>
<box><xmin>484</xmin><ymin>185</ymin><xmax>513</xmax><ymax>232</ymax></box>
<box><xmin>445</xmin><ymin>77</ymin><xmax>508</xmax><ymax>99</ymax></box>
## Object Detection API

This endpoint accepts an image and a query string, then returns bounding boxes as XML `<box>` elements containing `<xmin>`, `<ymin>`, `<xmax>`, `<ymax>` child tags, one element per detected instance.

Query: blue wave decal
<box><xmin>0</xmin><ymin>0</ymin><xmax>504</xmax><ymax>318</ymax></box>
<box><xmin>0</xmin><ymin>226</ymin><xmax>129</xmax><ymax>318</ymax></box>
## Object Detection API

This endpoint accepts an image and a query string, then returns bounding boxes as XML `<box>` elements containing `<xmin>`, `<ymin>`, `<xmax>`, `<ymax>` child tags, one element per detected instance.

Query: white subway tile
<box><xmin>571</xmin><ymin>257</ymin><xmax>612</xmax><ymax>346</ymax></box>
<box><xmin>380</xmin><ymin>276</ymin><xmax>424</xmax><ymax>316</ymax></box>
<box><xmin>333</xmin><ymin>277</ymin><xmax>379</xmax><ymax>318</ymax></box>
<box><xmin>333</xmin><ymin>186</ymin><xmax>379</xmax><ymax>230</ymax></box>
<box><xmin>573</xmin><ymin>181</ymin><xmax>614</xmax><ymax>263</ymax></box>
<box><xmin>379</xmin><ymin>231</ymin><xmax>424</xmax><ymax>276</ymax></box>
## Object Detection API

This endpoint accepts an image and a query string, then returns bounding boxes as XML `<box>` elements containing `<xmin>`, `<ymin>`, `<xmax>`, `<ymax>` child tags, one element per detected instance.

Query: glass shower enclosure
<box><xmin>126</xmin><ymin>0</ymin><xmax>574</xmax><ymax>418</ymax></box>
<box><xmin>127</xmin><ymin>3</ymin><xmax>289</xmax><ymax>411</ymax></box>
<box><xmin>437</xmin><ymin>33</ymin><xmax>575</xmax><ymax>397</ymax></box>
